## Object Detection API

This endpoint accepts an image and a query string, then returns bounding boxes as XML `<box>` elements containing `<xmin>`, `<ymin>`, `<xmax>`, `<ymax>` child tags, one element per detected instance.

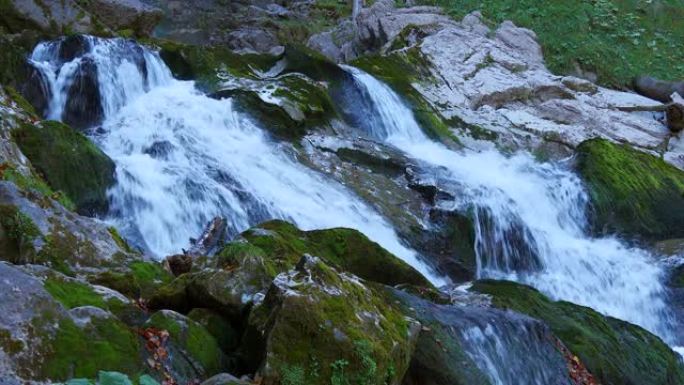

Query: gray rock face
<box><xmin>0</xmin><ymin>0</ymin><xmax>162</xmax><ymax>37</ymax></box>
<box><xmin>82</xmin><ymin>0</ymin><xmax>163</xmax><ymax>36</ymax></box>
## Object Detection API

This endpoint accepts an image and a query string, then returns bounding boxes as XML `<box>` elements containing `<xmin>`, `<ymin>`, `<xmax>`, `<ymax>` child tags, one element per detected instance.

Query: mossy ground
<box><xmin>415</xmin><ymin>0</ymin><xmax>684</xmax><ymax>88</ymax></box>
<box><xmin>473</xmin><ymin>279</ymin><xmax>684</xmax><ymax>385</ymax></box>
<box><xmin>12</xmin><ymin>120</ymin><xmax>116</xmax><ymax>216</ymax></box>
<box><xmin>576</xmin><ymin>138</ymin><xmax>684</xmax><ymax>241</ymax></box>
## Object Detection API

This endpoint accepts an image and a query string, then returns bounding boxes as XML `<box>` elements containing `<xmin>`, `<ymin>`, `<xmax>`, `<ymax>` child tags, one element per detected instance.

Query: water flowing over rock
<box><xmin>341</xmin><ymin>65</ymin><xmax>678</xmax><ymax>346</ymax></box>
<box><xmin>28</xmin><ymin>35</ymin><xmax>445</xmax><ymax>286</ymax></box>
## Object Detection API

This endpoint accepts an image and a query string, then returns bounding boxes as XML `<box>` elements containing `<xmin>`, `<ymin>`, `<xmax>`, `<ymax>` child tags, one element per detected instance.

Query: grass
<box><xmin>414</xmin><ymin>0</ymin><xmax>684</xmax><ymax>88</ymax></box>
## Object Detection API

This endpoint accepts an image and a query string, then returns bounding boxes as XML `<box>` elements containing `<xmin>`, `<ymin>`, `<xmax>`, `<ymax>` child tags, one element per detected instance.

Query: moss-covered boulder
<box><xmin>472</xmin><ymin>279</ymin><xmax>684</xmax><ymax>385</ymax></box>
<box><xmin>242</xmin><ymin>256</ymin><xmax>421</xmax><ymax>385</ymax></box>
<box><xmin>153</xmin><ymin>41</ymin><xmax>280</xmax><ymax>92</ymax></box>
<box><xmin>576</xmin><ymin>138</ymin><xmax>684</xmax><ymax>241</ymax></box>
<box><xmin>240</xmin><ymin>220</ymin><xmax>433</xmax><ymax>288</ymax></box>
<box><xmin>12</xmin><ymin>120</ymin><xmax>116</xmax><ymax>216</ymax></box>
<box><xmin>146</xmin><ymin>310</ymin><xmax>227</xmax><ymax>381</ymax></box>
<box><xmin>88</xmin><ymin>260</ymin><xmax>172</xmax><ymax>300</ymax></box>
<box><xmin>0</xmin><ymin>262</ymin><xmax>148</xmax><ymax>382</ymax></box>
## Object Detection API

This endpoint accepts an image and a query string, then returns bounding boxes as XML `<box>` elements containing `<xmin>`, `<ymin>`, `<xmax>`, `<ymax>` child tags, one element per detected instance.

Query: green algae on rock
<box><xmin>243</xmin><ymin>255</ymin><xmax>420</xmax><ymax>385</ymax></box>
<box><xmin>12</xmin><ymin>120</ymin><xmax>116</xmax><ymax>216</ymax></box>
<box><xmin>576</xmin><ymin>138</ymin><xmax>684</xmax><ymax>241</ymax></box>
<box><xmin>473</xmin><ymin>279</ymin><xmax>684</xmax><ymax>385</ymax></box>
<box><xmin>241</xmin><ymin>220</ymin><xmax>433</xmax><ymax>288</ymax></box>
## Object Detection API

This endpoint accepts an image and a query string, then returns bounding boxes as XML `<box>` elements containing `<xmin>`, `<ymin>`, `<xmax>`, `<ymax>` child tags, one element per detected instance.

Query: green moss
<box><xmin>352</xmin><ymin>49</ymin><xmax>461</xmax><ymax>146</ymax></box>
<box><xmin>188</xmin><ymin>308</ymin><xmax>240</xmax><ymax>353</ymax></box>
<box><xmin>107</xmin><ymin>227</ymin><xmax>134</xmax><ymax>254</ymax></box>
<box><xmin>0</xmin><ymin>328</ymin><xmax>24</xmax><ymax>355</ymax></box>
<box><xmin>414</xmin><ymin>0</ymin><xmax>684</xmax><ymax>88</ymax></box>
<box><xmin>473</xmin><ymin>279</ymin><xmax>684</xmax><ymax>385</ymax></box>
<box><xmin>40</xmin><ymin>316</ymin><xmax>143</xmax><ymax>380</ymax></box>
<box><xmin>151</xmin><ymin>39</ymin><xmax>280</xmax><ymax>92</ymax></box>
<box><xmin>1</xmin><ymin>163</ymin><xmax>76</xmax><ymax>210</ymax></box>
<box><xmin>12</xmin><ymin>120</ymin><xmax>116</xmax><ymax>216</ymax></box>
<box><xmin>239</xmin><ymin>220</ymin><xmax>433</xmax><ymax>288</ymax></box>
<box><xmin>249</xmin><ymin>258</ymin><xmax>414</xmax><ymax>385</ymax></box>
<box><xmin>4</xmin><ymin>85</ymin><xmax>37</xmax><ymax>117</ymax></box>
<box><xmin>147</xmin><ymin>311</ymin><xmax>224</xmax><ymax>376</ymax></box>
<box><xmin>89</xmin><ymin>261</ymin><xmax>171</xmax><ymax>300</ymax></box>
<box><xmin>44</xmin><ymin>276</ymin><xmax>107</xmax><ymax>309</ymax></box>
<box><xmin>0</xmin><ymin>204</ymin><xmax>40</xmax><ymax>263</ymax></box>
<box><xmin>37</xmin><ymin>221</ymin><xmax>97</xmax><ymax>275</ymax></box>
<box><xmin>576</xmin><ymin>138</ymin><xmax>684</xmax><ymax>241</ymax></box>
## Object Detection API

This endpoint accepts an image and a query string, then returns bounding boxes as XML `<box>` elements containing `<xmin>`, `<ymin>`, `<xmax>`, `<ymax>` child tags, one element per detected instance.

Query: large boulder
<box><xmin>473</xmin><ymin>280</ymin><xmax>684</xmax><ymax>385</ymax></box>
<box><xmin>12</xmin><ymin>119</ymin><xmax>116</xmax><ymax>216</ymax></box>
<box><xmin>576</xmin><ymin>138</ymin><xmax>684</xmax><ymax>241</ymax></box>
<box><xmin>241</xmin><ymin>255</ymin><xmax>421</xmax><ymax>384</ymax></box>
<box><xmin>81</xmin><ymin>0</ymin><xmax>163</xmax><ymax>37</ymax></box>
<box><xmin>0</xmin><ymin>262</ymin><xmax>147</xmax><ymax>383</ymax></box>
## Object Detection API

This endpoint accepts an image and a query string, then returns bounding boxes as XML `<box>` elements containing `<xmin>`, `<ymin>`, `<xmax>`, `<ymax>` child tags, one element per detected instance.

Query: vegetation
<box><xmin>240</xmin><ymin>220</ymin><xmax>433</xmax><ymax>287</ymax></box>
<box><xmin>576</xmin><ymin>138</ymin><xmax>684</xmax><ymax>241</ymax></box>
<box><xmin>12</xmin><ymin>120</ymin><xmax>116</xmax><ymax>216</ymax></box>
<box><xmin>414</xmin><ymin>0</ymin><xmax>684</xmax><ymax>88</ymax></box>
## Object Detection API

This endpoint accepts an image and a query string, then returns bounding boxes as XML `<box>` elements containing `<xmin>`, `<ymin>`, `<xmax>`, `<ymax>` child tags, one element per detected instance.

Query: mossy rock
<box><xmin>240</xmin><ymin>220</ymin><xmax>433</xmax><ymax>288</ymax></box>
<box><xmin>12</xmin><ymin>120</ymin><xmax>116</xmax><ymax>216</ymax></box>
<box><xmin>152</xmin><ymin>40</ymin><xmax>280</xmax><ymax>92</ymax></box>
<box><xmin>88</xmin><ymin>260</ymin><xmax>172</xmax><ymax>299</ymax></box>
<box><xmin>0</xmin><ymin>203</ymin><xmax>40</xmax><ymax>264</ymax></box>
<box><xmin>243</xmin><ymin>256</ymin><xmax>419</xmax><ymax>385</ymax></box>
<box><xmin>576</xmin><ymin>138</ymin><xmax>684</xmax><ymax>241</ymax></box>
<box><xmin>188</xmin><ymin>308</ymin><xmax>240</xmax><ymax>354</ymax></box>
<box><xmin>146</xmin><ymin>310</ymin><xmax>226</xmax><ymax>380</ymax></box>
<box><xmin>212</xmin><ymin>89</ymin><xmax>310</xmax><ymax>141</ymax></box>
<box><xmin>39</xmin><ymin>314</ymin><xmax>144</xmax><ymax>380</ymax></box>
<box><xmin>351</xmin><ymin>49</ymin><xmax>461</xmax><ymax>146</ymax></box>
<box><xmin>472</xmin><ymin>279</ymin><xmax>684</xmax><ymax>385</ymax></box>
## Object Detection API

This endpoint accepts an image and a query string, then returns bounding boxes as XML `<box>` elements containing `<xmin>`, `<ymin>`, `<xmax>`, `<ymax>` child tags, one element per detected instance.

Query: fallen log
<box><xmin>615</xmin><ymin>102</ymin><xmax>684</xmax><ymax>133</ymax></box>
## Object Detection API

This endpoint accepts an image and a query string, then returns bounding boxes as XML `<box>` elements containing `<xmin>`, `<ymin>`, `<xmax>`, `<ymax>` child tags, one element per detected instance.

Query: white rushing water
<box><xmin>28</xmin><ymin>37</ymin><xmax>446</xmax><ymax>286</ymax></box>
<box><xmin>343</xmin><ymin>66</ymin><xmax>676</xmax><ymax>343</ymax></box>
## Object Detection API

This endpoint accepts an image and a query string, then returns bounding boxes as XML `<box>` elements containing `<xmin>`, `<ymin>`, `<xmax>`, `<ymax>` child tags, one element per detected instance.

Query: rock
<box><xmin>0</xmin><ymin>263</ymin><xmax>145</xmax><ymax>382</ymax></box>
<box><xmin>63</xmin><ymin>57</ymin><xmax>105</xmax><ymax>130</ymax></box>
<box><xmin>188</xmin><ymin>308</ymin><xmax>240</xmax><ymax>353</ymax></box>
<box><xmin>241</xmin><ymin>255</ymin><xmax>421</xmax><ymax>384</ymax></box>
<box><xmin>240</xmin><ymin>220</ymin><xmax>433</xmax><ymax>288</ymax></box>
<box><xmin>12</xmin><ymin>120</ymin><xmax>116</xmax><ymax>216</ymax></box>
<box><xmin>323</xmin><ymin>5</ymin><xmax>684</xmax><ymax>168</ymax></box>
<box><xmin>472</xmin><ymin>280</ymin><xmax>684</xmax><ymax>385</ymax></box>
<box><xmin>81</xmin><ymin>0</ymin><xmax>163</xmax><ymax>37</ymax></box>
<box><xmin>575</xmin><ymin>138</ymin><xmax>684</xmax><ymax>241</ymax></box>
<box><xmin>146</xmin><ymin>310</ymin><xmax>227</xmax><ymax>381</ymax></box>
<box><xmin>166</xmin><ymin>253</ymin><xmax>193</xmax><ymax>276</ymax></box>
<box><xmin>0</xmin><ymin>0</ymin><xmax>92</xmax><ymax>35</ymax></box>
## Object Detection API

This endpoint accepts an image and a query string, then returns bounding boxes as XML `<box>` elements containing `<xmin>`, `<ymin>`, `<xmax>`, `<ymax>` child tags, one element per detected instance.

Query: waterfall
<box><xmin>27</xmin><ymin>36</ymin><xmax>446</xmax><ymax>286</ymax></box>
<box><xmin>343</xmin><ymin>66</ymin><xmax>677</xmax><ymax>343</ymax></box>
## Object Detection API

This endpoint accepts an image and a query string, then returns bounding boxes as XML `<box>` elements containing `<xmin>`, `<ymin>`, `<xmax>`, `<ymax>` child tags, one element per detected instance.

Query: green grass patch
<box><xmin>414</xmin><ymin>0</ymin><xmax>684</xmax><ymax>88</ymax></box>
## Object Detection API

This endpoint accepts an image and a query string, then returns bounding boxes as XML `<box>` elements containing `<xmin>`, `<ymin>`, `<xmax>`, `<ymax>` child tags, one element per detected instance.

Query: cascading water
<box><xmin>343</xmin><ymin>66</ymin><xmax>677</xmax><ymax>344</ymax></box>
<box><xmin>27</xmin><ymin>36</ymin><xmax>446</xmax><ymax>286</ymax></box>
